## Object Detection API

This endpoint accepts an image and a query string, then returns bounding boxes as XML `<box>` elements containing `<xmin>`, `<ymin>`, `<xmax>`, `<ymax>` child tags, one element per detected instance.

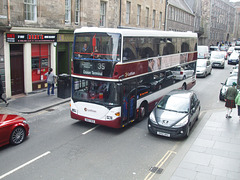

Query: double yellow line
<box><xmin>144</xmin><ymin>149</ymin><xmax>177</xmax><ymax>180</ymax></box>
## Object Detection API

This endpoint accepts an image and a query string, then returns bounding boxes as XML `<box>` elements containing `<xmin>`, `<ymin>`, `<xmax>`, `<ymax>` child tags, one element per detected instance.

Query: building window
<box><xmin>175</xmin><ymin>9</ymin><xmax>178</xmax><ymax>21</ymax></box>
<box><xmin>152</xmin><ymin>10</ymin><xmax>156</xmax><ymax>28</ymax></box>
<box><xmin>31</xmin><ymin>44</ymin><xmax>50</xmax><ymax>82</ymax></box>
<box><xmin>159</xmin><ymin>12</ymin><xmax>162</xmax><ymax>29</ymax></box>
<box><xmin>100</xmin><ymin>1</ymin><xmax>106</xmax><ymax>27</ymax></box>
<box><xmin>75</xmin><ymin>0</ymin><xmax>80</xmax><ymax>25</ymax></box>
<box><xmin>137</xmin><ymin>5</ymin><xmax>141</xmax><ymax>26</ymax></box>
<box><xmin>24</xmin><ymin>0</ymin><xmax>37</xmax><ymax>21</ymax></box>
<box><xmin>146</xmin><ymin>7</ymin><xmax>149</xmax><ymax>27</ymax></box>
<box><xmin>65</xmin><ymin>0</ymin><xmax>71</xmax><ymax>24</ymax></box>
<box><xmin>126</xmin><ymin>1</ymin><xmax>131</xmax><ymax>24</ymax></box>
<box><xmin>168</xmin><ymin>6</ymin><xmax>172</xmax><ymax>19</ymax></box>
<box><xmin>172</xmin><ymin>7</ymin><xmax>175</xmax><ymax>20</ymax></box>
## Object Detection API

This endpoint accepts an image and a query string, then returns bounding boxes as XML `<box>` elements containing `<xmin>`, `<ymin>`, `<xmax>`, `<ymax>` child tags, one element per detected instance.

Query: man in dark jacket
<box><xmin>0</xmin><ymin>75</ymin><xmax>8</xmax><ymax>106</ymax></box>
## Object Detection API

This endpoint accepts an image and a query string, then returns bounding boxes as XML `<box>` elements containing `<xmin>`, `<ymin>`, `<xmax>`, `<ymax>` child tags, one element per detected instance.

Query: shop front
<box><xmin>4</xmin><ymin>28</ymin><xmax>58</xmax><ymax>97</ymax></box>
<box><xmin>56</xmin><ymin>30</ymin><xmax>74</xmax><ymax>75</ymax></box>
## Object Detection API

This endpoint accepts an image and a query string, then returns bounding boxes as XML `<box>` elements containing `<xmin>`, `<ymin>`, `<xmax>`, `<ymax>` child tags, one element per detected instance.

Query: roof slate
<box><xmin>168</xmin><ymin>0</ymin><xmax>193</xmax><ymax>14</ymax></box>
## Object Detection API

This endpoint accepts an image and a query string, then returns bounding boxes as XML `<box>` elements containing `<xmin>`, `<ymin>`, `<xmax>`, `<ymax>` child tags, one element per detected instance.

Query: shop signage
<box><xmin>6</xmin><ymin>33</ymin><xmax>56</xmax><ymax>43</ymax></box>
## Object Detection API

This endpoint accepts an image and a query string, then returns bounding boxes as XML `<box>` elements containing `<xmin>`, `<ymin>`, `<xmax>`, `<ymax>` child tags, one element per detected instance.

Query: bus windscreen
<box><xmin>72</xmin><ymin>78</ymin><xmax>120</xmax><ymax>106</ymax></box>
<box><xmin>73</xmin><ymin>32</ymin><xmax>121</xmax><ymax>77</ymax></box>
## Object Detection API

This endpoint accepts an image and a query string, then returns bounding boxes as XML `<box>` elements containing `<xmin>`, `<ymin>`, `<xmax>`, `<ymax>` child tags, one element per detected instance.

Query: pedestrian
<box><xmin>45</xmin><ymin>68</ymin><xmax>57</xmax><ymax>96</ymax></box>
<box><xmin>0</xmin><ymin>75</ymin><xmax>9</xmax><ymax>106</ymax></box>
<box><xmin>235</xmin><ymin>91</ymin><xmax>240</xmax><ymax>120</ymax></box>
<box><xmin>225</xmin><ymin>82</ymin><xmax>238</xmax><ymax>118</ymax></box>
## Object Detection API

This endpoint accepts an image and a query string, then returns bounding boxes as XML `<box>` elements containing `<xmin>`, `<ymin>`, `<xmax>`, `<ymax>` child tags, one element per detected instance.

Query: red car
<box><xmin>0</xmin><ymin>114</ymin><xmax>29</xmax><ymax>147</ymax></box>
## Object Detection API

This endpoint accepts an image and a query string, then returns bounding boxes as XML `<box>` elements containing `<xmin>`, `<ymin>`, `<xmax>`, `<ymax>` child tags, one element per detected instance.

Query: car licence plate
<box><xmin>157</xmin><ymin>131</ymin><xmax>170</xmax><ymax>137</ymax></box>
<box><xmin>85</xmin><ymin>118</ymin><xmax>95</xmax><ymax>124</ymax></box>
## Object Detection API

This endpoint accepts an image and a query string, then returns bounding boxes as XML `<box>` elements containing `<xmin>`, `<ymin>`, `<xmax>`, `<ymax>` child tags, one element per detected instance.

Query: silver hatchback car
<box><xmin>148</xmin><ymin>90</ymin><xmax>201</xmax><ymax>138</ymax></box>
<box><xmin>196</xmin><ymin>59</ymin><xmax>212</xmax><ymax>77</ymax></box>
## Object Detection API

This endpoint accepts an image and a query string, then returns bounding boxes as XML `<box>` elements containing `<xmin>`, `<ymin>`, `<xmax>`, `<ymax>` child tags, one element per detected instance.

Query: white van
<box><xmin>198</xmin><ymin>46</ymin><xmax>209</xmax><ymax>59</ymax></box>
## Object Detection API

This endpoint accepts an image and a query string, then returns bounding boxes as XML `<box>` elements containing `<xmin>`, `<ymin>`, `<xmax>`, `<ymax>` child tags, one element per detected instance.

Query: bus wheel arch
<box><xmin>138</xmin><ymin>101</ymin><xmax>148</xmax><ymax>121</ymax></box>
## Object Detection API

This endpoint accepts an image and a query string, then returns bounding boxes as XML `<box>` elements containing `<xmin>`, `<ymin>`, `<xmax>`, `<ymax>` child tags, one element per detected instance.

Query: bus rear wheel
<box><xmin>138</xmin><ymin>103</ymin><xmax>148</xmax><ymax>122</ymax></box>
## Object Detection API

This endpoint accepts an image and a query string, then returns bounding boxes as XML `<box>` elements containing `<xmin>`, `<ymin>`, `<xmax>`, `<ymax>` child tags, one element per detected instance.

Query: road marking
<box><xmin>82</xmin><ymin>125</ymin><xmax>99</xmax><ymax>135</ymax></box>
<box><xmin>0</xmin><ymin>151</ymin><xmax>51</xmax><ymax>179</ymax></box>
<box><xmin>144</xmin><ymin>147</ymin><xmax>177</xmax><ymax>180</ymax></box>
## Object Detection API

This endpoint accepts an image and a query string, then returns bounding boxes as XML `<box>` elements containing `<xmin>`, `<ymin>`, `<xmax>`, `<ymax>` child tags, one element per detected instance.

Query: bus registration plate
<box><xmin>85</xmin><ymin>118</ymin><xmax>95</xmax><ymax>124</ymax></box>
<box><xmin>157</xmin><ymin>131</ymin><xmax>170</xmax><ymax>137</ymax></box>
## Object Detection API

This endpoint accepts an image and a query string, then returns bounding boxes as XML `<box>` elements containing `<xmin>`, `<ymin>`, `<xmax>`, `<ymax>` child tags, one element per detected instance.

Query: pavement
<box><xmin>0</xmin><ymin>90</ymin><xmax>240</xmax><ymax>179</ymax></box>
<box><xmin>0</xmin><ymin>89</ymin><xmax>70</xmax><ymax>114</ymax></box>
<box><xmin>162</xmin><ymin>108</ymin><xmax>240</xmax><ymax>180</ymax></box>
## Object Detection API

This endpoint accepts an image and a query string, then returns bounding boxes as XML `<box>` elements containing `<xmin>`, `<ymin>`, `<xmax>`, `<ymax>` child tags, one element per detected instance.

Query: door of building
<box><xmin>10</xmin><ymin>44</ymin><xmax>24</xmax><ymax>95</ymax></box>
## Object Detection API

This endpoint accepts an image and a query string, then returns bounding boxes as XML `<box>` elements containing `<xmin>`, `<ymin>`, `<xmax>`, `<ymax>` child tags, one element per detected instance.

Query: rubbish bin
<box><xmin>57</xmin><ymin>74</ymin><xmax>71</xmax><ymax>99</ymax></box>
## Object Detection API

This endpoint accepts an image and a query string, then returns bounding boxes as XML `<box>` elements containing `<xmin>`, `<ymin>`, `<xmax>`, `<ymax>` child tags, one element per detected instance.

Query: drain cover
<box><xmin>149</xmin><ymin>167</ymin><xmax>163</xmax><ymax>174</ymax></box>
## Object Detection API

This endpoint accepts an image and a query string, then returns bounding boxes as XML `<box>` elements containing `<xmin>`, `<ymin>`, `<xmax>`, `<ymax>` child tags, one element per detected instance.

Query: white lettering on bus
<box><xmin>83</xmin><ymin>70</ymin><xmax>92</xmax><ymax>75</ymax></box>
<box><xmin>125</xmin><ymin>72</ymin><xmax>136</xmax><ymax>77</ymax></box>
<box><xmin>92</xmin><ymin>71</ymin><xmax>103</xmax><ymax>76</ymax></box>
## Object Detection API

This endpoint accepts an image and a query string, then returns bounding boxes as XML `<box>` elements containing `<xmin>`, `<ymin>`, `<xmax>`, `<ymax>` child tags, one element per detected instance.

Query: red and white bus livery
<box><xmin>71</xmin><ymin>27</ymin><xmax>198</xmax><ymax>128</ymax></box>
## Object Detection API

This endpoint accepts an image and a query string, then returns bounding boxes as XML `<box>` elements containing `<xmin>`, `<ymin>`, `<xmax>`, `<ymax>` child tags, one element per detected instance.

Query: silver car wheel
<box><xmin>10</xmin><ymin>127</ymin><xmax>25</xmax><ymax>145</ymax></box>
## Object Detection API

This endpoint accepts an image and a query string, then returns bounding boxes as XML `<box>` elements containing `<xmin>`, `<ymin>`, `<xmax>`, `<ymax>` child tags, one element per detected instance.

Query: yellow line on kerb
<box><xmin>144</xmin><ymin>149</ymin><xmax>177</xmax><ymax>180</ymax></box>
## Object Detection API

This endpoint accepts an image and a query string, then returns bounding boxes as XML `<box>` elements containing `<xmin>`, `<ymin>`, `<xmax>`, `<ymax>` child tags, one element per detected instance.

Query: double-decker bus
<box><xmin>71</xmin><ymin>27</ymin><xmax>198</xmax><ymax>128</ymax></box>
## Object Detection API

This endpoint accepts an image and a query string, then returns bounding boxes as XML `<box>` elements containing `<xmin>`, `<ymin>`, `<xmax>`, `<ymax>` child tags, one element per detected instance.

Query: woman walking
<box><xmin>225</xmin><ymin>82</ymin><xmax>238</xmax><ymax>118</ymax></box>
<box><xmin>45</xmin><ymin>68</ymin><xmax>57</xmax><ymax>96</ymax></box>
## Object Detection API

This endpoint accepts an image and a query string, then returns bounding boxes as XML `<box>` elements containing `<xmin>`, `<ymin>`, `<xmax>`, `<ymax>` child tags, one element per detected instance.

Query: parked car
<box><xmin>209</xmin><ymin>46</ymin><xmax>219</xmax><ymax>52</ymax></box>
<box><xmin>210</xmin><ymin>51</ymin><xmax>225</xmax><ymax>68</ymax></box>
<box><xmin>230</xmin><ymin>68</ymin><xmax>238</xmax><ymax>77</ymax></box>
<box><xmin>148</xmin><ymin>90</ymin><xmax>201</xmax><ymax>138</ymax></box>
<box><xmin>219</xmin><ymin>76</ymin><xmax>238</xmax><ymax>101</ymax></box>
<box><xmin>0</xmin><ymin>114</ymin><xmax>29</xmax><ymax>147</ymax></box>
<box><xmin>171</xmin><ymin>65</ymin><xmax>194</xmax><ymax>81</ymax></box>
<box><xmin>233</xmin><ymin>64</ymin><xmax>239</xmax><ymax>70</ymax></box>
<box><xmin>227</xmin><ymin>47</ymin><xmax>235</xmax><ymax>56</ymax></box>
<box><xmin>219</xmin><ymin>51</ymin><xmax>228</xmax><ymax>60</ymax></box>
<box><xmin>197</xmin><ymin>46</ymin><xmax>209</xmax><ymax>59</ymax></box>
<box><xmin>228</xmin><ymin>51</ymin><xmax>239</xmax><ymax>65</ymax></box>
<box><xmin>196</xmin><ymin>59</ymin><xmax>212</xmax><ymax>77</ymax></box>
<box><xmin>150</xmin><ymin>70</ymin><xmax>175</xmax><ymax>91</ymax></box>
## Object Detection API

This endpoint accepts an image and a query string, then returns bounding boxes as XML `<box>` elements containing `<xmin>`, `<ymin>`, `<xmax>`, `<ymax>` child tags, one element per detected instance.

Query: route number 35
<box><xmin>97</xmin><ymin>63</ymin><xmax>105</xmax><ymax>70</ymax></box>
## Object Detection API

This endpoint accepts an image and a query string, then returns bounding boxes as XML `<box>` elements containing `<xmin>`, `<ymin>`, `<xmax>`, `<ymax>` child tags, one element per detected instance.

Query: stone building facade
<box><xmin>200</xmin><ymin>0</ymin><xmax>235</xmax><ymax>46</ymax></box>
<box><xmin>119</xmin><ymin>0</ymin><xmax>166</xmax><ymax>30</ymax></box>
<box><xmin>0</xmin><ymin>0</ymin><xmax>167</xmax><ymax>98</ymax></box>
<box><xmin>185</xmin><ymin>0</ymin><xmax>204</xmax><ymax>42</ymax></box>
<box><xmin>166</xmin><ymin>0</ymin><xmax>195</xmax><ymax>32</ymax></box>
<box><xmin>233</xmin><ymin>2</ymin><xmax>240</xmax><ymax>40</ymax></box>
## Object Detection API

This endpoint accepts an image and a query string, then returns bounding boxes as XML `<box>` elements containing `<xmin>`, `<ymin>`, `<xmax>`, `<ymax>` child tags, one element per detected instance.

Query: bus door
<box><xmin>122</xmin><ymin>80</ymin><xmax>137</xmax><ymax>125</ymax></box>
